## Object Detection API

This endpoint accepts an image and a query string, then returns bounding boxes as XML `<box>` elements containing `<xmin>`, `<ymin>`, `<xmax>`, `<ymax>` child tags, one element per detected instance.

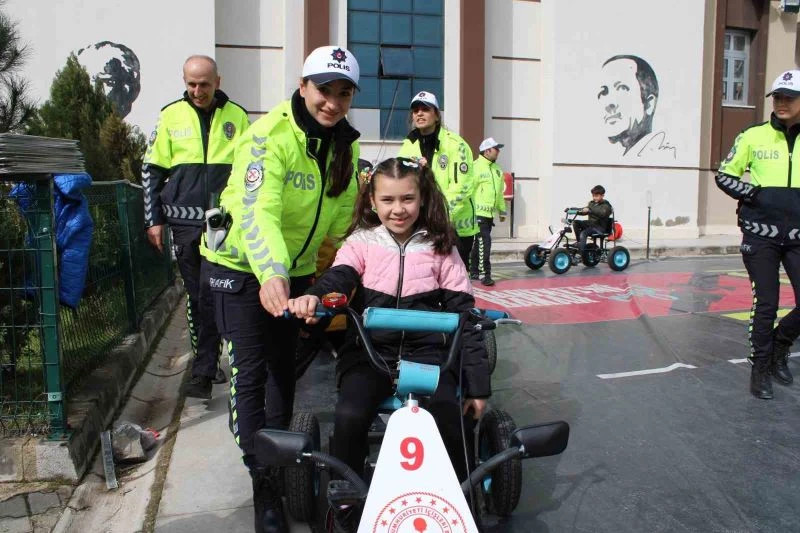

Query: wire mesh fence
<box><xmin>0</xmin><ymin>177</ymin><xmax>174</xmax><ymax>437</ymax></box>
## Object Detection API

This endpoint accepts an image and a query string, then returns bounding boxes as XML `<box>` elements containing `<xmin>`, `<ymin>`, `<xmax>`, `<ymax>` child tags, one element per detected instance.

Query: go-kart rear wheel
<box><xmin>483</xmin><ymin>329</ymin><xmax>497</xmax><ymax>375</ymax></box>
<box><xmin>478</xmin><ymin>409</ymin><xmax>522</xmax><ymax>517</ymax></box>
<box><xmin>524</xmin><ymin>245</ymin><xmax>546</xmax><ymax>270</ymax></box>
<box><xmin>608</xmin><ymin>246</ymin><xmax>630</xmax><ymax>271</ymax></box>
<box><xmin>284</xmin><ymin>412</ymin><xmax>320</xmax><ymax>521</ymax></box>
<box><xmin>582</xmin><ymin>243</ymin><xmax>601</xmax><ymax>267</ymax></box>
<box><xmin>548</xmin><ymin>248</ymin><xmax>572</xmax><ymax>274</ymax></box>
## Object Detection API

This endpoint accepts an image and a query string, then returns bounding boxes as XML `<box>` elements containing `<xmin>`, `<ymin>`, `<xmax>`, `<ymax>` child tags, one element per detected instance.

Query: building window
<box><xmin>722</xmin><ymin>29</ymin><xmax>750</xmax><ymax>105</ymax></box>
<box><xmin>348</xmin><ymin>0</ymin><xmax>444</xmax><ymax>139</ymax></box>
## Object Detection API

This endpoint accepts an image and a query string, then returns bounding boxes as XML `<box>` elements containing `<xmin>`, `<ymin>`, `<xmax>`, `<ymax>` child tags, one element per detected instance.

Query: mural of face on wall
<box><xmin>77</xmin><ymin>41</ymin><xmax>141</xmax><ymax>118</ymax></box>
<box><xmin>597</xmin><ymin>55</ymin><xmax>659</xmax><ymax>155</ymax></box>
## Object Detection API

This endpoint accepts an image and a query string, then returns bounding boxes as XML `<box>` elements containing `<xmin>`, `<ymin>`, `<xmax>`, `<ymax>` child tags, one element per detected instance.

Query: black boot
<box><xmin>251</xmin><ymin>469</ymin><xmax>288</xmax><ymax>533</ymax></box>
<box><xmin>750</xmin><ymin>357</ymin><xmax>773</xmax><ymax>400</ymax></box>
<box><xmin>772</xmin><ymin>342</ymin><xmax>793</xmax><ymax>385</ymax></box>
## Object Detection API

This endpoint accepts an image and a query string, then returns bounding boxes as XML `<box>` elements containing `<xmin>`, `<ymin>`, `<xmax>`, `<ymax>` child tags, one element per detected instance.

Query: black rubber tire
<box><xmin>284</xmin><ymin>412</ymin><xmax>320</xmax><ymax>522</ymax></box>
<box><xmin>484</xmin><ymin>330</ymin><xmax>497</xmax><ymax>375</ymax></box>
<box><xmin>582</xmin><ymin>243</ymin><xmax>601</xmax><ymax>267</ymax></box>
<box><xmin>478</xmin><ymin>409</ymin><xmax>522</xmax><ymax>517</ymax></box>
<box><xmin>524</xmin><ymin>244</ymin><xmax>546</xmax><ymax>270</ymax></box>
<box><xmin>548</xmin><ymin>248</ymin><xmax>572</xmax><ymax>274</ymax></box>
<box><xmin>608</xmin><ymin>246</ymin><xmax>630</xmax><ymax>271</ymax></box>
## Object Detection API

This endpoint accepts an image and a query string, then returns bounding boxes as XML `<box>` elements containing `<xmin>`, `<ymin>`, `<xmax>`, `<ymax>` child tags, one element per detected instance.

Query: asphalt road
<box><xmin>296</xmin><ymin>257</ymin><xmax>800</xmax><ymax>533</ymax></box>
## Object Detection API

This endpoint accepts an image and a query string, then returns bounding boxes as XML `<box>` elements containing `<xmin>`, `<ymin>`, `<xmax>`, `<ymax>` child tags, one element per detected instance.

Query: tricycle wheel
<box><xmin>582</xmin><ymin>243</ymin><xmax>601</xmax><ymax>267</ymax></box>
<box><xmin>524</xmin><ymin>244</ymin><xmax>545</xmax><ymax>270</ymax></box>
<box><xmin>284</xmin><ymin>411</ymin><xmax>320</xmax><ymax>521</ymax></box>
<box><xmin>548</xmin><ymin>248</ymin><xmax>572</xmax><ymax>274</ymax></box>
<box><xmin>478</xmin><ymin>409</ymin><xmax>522</xmax><ymax>517</ymax></box>
<box><xmin>608</xmin><ymin>246</ymin><xmax>630</xmax><ymax>271</ymax></box>
<box><xmin>483</xmin><ymin>329</ymin><xmax>497</xmax><ymax>375</ymax></box>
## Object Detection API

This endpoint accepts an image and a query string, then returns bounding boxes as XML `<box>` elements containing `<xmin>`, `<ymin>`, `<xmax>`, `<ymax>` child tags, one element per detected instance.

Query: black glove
<box><xmin>742</xmin><ymin>185</ymin><xmax>761</xmax><ymax>205</ymax></box>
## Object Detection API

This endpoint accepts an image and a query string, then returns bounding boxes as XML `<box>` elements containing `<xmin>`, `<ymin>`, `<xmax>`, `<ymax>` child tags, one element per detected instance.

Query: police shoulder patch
<box><xmin>245</xmin><ymin>162</ymin><xmax>264</xmax><ymax>192</ymax></box>
<box><xmin>459</xmin><ymin>162</ymin><xmax>469</xmax><ymax>174</ymax></box>
<box><xmin>223</xmin><ymin>121</ymin><xmax>236</xmax><ymax>140</ymax></box>
<box><xmin>438</xmin><ymin>154</ymin><xmax>449</xmax><ymax>170</ymax></box>
<box><xmin>724</xmin><ymin>146</ymin><xmax>736</xmax><ymax>164</ymax></box>
<box><xmin>149</xmin><ymin>129</ymin><xmax>157</xmax><ymax>145</ymax></box>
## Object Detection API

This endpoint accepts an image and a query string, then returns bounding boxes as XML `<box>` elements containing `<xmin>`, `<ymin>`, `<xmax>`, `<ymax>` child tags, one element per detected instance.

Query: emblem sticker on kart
<box><xmin>371</xmin><ymin>491</ymin><xmax>468</xmax><ymax>533</ymax></box>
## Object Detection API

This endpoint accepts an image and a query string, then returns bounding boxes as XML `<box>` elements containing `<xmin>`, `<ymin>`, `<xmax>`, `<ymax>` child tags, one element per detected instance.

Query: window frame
<box><xmin>347</xmin><ymin>0</ymin><xmax>444</xmax><ymax>140</ymax></box>
<box><xmin>722</xmin><ymin>29</ymin><xmax>751</xmax><ymax>106</ymax></box>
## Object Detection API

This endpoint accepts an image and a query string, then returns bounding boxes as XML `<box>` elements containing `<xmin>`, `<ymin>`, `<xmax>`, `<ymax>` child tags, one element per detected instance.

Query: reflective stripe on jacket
<box><xmin>398</xmin><ymin>127</ymin><xmax>478</xmax><ymax>236</ymax></box>
<box><xmin>142</xmin><ymin>90</ymin><xmax>249</xmax><ymax>227</ymax></box>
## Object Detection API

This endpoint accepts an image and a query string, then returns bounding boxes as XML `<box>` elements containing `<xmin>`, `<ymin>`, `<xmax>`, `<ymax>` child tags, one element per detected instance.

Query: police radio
<box><xmin>205</xmin><ymin>206</ymin><xmax>231</xmax><ymax>252</ymax></box>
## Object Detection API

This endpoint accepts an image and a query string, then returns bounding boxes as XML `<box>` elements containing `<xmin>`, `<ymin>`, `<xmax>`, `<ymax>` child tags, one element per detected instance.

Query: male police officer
<box><xmin>470</xmin><ymin>137</ymin><xmax>507</xmax><ymax>286</ymax></box>
<box><xmin>717</xmin><ymin>69</ymin><xmax>800</xmax><ymax>400</ymax></box>
<box><xmin>142</xmin><ymin>55</ymin><xmax>249</xmax><ymax>399</ymax></box>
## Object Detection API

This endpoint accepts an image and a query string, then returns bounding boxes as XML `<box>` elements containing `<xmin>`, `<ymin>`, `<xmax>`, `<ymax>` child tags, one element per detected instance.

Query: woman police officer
<box><xmin>398</xmin><ymin>91</ymin><xmax>478</xmax><ymax>266</ymax></box>
<box><xmin>201</xmin><ymin>46</ymin><xmax>361</xmax><ymax>532</ymax></box>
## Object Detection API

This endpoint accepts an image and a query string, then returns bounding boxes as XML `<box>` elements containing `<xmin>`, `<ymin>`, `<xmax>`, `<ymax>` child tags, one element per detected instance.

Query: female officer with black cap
<box><xmin>398</xmin><ymin>91</ymin><xmax>478</xmax><ymax>267</ymax></box>
<box><xmin>201</xmin><ymin>45</ymin><xmax>361</xmax><ymax>532</ymax></box>
<box><xmin>717</xmin><ymin>69</ymin><xmax>800</xmax><ymax>400</ymax></box>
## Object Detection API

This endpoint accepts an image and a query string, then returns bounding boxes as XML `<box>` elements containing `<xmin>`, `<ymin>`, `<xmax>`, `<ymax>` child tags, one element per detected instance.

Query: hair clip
<box><xmin>400</xmin><ymin>158</ymin><xmax>420</xmax><ymax>169</ymax></box>
<box><xmin>360</xmin><ymin>165</ymin><xmax>377</xmax><ymax>184</ymax></box>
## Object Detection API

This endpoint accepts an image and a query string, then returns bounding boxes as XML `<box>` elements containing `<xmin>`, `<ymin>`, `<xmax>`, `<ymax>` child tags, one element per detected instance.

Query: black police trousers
<box><xmin>171</xmin><ymin>225</ymin><xmax>221</xmax><ymax>379</ymax></box>
<box><xmin>740</xmin><ymin>233</ymin><xmax>800</xmax><ymax>360</ymax></box>
<box><xmin>470</xmin><ymin>216</ymin><xmax>494</xmax><ymax>278</ymax></box>
<box><xmin>457</xmin><ymin>235</ymin><xmax>475</xmax><ymax>270</ymax></box>
<box><xmin>332</xmin><ymin>362</ymin><xmax>475</xmax><ymax>482</ymax></box>
<box><xmin>208</xmin><ymin>262</ymin><xmax>311</xmax><ymax>469</ymax></box>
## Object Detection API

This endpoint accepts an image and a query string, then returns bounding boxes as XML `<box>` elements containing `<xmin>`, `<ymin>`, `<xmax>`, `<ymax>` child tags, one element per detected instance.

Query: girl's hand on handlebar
<box><xmin>288</xmin><ymin>295</ymin><xmax>321</xmax><ymax>324</ymax></box>
<box><xmin>463</xmin><ymin>398</ymin><xmax>487</xmax><ymax>420</ymax></box>
<box><xmin>260</xmin><ymin>277</ymin><xmax>290</xmax><ymax>317</ymax></box>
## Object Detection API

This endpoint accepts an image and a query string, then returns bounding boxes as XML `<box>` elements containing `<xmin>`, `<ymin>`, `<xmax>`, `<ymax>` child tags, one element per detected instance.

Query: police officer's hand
<box><xmin>463</xmin><ymin>398</ymin><xmax>487</xmax><ymax>420</ymax></box>
<box><xmin>743</xmin><ymin>185</ymin><xmax>761</xmax><ymax>205</ymax></box>
<box><xmin>146</xmin><ymin>225</ymin><xmax>164</xmax><ymax>252</ymax></box>
<box><xmin>499</xmin><ymin>214</ymin><xmax>507</xmax><ymax>222</ymax></box>
<box><xmin>259</xmin><ymin>277</ymin><xmax>290</xmax><ymax>317</ymax></box>
<box><xmin>288</xmin><ymin>295</ymin><xmax>321</xmax><ymax>324</ymax></box>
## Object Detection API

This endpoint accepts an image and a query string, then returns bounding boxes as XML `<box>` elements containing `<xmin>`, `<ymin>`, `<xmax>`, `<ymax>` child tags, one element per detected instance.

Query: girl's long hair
<box><xmin>347</xmin><ymin>157</ymin><xmax>456</xmax><ymax>255</ymax></box>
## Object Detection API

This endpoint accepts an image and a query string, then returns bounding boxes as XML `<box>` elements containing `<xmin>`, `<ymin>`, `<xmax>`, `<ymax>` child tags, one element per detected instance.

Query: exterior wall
<box><xmin>547</xmin><ymin>0</ymin><xmax>707</xmax><ymax>240</ymax></box>
<box><xmin>7</xmin><ymin>0</ymin><xmax>800</xmax><ymax>240</ymax></box>
<box><xmin>4</xmin><ymin>0</ymin><xmax>216</xmax><ymax>133</ymax></box>
<box><xmin>485</xmin><ymin>0</ymin><xmax>543</xmax><ymax>238</ymax></box>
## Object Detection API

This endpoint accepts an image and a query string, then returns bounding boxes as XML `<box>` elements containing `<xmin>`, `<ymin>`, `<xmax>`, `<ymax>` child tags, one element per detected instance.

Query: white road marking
<box><xmin>728</xmin><ymin>352</ymin><xmax>800</xmax><ymax>365</ymax></box>
<box><xmin>597</xmin><ymin>363</ymin><xmax>697</xmax><ymax>380</ymax></box>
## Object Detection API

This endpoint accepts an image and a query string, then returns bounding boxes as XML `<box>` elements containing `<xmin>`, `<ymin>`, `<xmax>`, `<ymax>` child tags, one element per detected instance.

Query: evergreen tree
<box><xmin>100</xmin><ymin>112</ymin><xmax>146</xmax><ymax>184</ymax></box>
<box><xmin>27</xmin><ymin>54</ymin><xmax>115</xmax><ymax>180</ymax></box>
<box><xmin>0</xmin><ymin>3</ymin><xmax>34</xmax><ymax>132</ymax></box>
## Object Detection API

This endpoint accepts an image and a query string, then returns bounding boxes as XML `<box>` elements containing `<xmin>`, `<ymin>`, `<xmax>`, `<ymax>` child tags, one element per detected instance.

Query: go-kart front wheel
<box><xmin>524</xmin><ymin>245</ymin><xmax>546</xmax><ymax>270</ymax></box>
<box><xmin>548</xmin><ymin>248</ymin><xmax>572</xmax><ymax>274</ymax></box>
<box><xmin>478</xmin><ymin>409</ymin><xmax>522</xmax><ymax>517</ymax></box>
<box><xmin>284</xmin><ymin>411</ymin><xmax>320</xmax><ymax>521</ymax></box>
<box><xmin>608</xmin><ymin>246</ymin><xmax>630</xmax><ymax>271</ymax></box>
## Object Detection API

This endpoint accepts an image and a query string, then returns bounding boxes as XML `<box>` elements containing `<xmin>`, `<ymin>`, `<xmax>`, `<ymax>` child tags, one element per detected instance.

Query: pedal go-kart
<box><xmin>524</xmin><ymin>207</ymin><xmax>630</xmax><ymax>275</ymax></box>
<box><xmin>264</xmin><ymin>294</ymin><xmax>570</xmax><ymax>532</ymax></box>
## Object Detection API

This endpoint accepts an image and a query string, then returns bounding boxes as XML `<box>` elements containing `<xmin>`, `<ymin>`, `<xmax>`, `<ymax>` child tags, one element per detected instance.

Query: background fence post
<box><xmin>116</xmin><ymin>182</ymin><xmax>138</xmax><ymax>332</ymax></box>
<box><xmin>34</xmin><ymin>177</ymin><xmax>66</xmax><ymax>437</ymax></box>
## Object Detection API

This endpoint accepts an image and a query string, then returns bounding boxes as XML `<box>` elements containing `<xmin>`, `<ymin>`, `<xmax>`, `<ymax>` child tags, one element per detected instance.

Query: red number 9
<box><xmin>400</xmin><ymin>437</ymin><xmax>424</xmax><ymax>471</ymax></box>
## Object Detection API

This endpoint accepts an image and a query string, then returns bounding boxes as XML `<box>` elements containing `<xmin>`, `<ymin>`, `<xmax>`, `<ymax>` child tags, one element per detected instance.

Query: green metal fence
<box><xmin>0</xmin><ymin>177</ymin><xmax>174</xmax><ymax>438</ymax></box>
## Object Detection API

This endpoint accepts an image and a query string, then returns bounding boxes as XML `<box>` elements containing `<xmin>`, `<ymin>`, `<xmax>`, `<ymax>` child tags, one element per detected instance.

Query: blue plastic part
<box><xmin>362</xmin><ymin>308</ymin><xmax>459</xmax><ymax>333</ymax></box>
<box><xmin>378</xmin><ymin>396</ymin><xmax>403</xmax><ymax>411</ymax></box>
<box><xmin>479</xmin><ymin>308</ymin><xmax>509</xmax><ymax>320</ymax></box>
<box><xmin>396</xmin><ymin>360</ymin><xmax>440</xmax><ymax>397</ymax></box>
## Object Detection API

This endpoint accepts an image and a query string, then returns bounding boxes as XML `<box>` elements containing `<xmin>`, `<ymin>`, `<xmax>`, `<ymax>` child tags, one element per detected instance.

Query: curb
<box><xmin>2</xmin><ymin>280</ymin><xmax>184</xmax><ymax>484</ymax></box>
